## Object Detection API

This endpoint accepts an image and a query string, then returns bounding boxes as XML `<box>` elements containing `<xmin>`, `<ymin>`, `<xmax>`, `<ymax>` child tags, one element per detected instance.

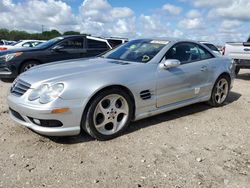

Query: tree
<box><xmin>0</xmin><ymin>28</ymin><xmax>62</xmax><ymax>41</ymax></box>
<box><xmin>63</xmin><ymin>31</ymin><xmax>81</xmax><ymax>35</ymax></box>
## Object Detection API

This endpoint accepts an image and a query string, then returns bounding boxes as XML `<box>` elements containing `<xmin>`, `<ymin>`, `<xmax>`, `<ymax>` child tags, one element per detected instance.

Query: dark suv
<box><xmin>0</xmin><ymin>35</ymin><xmax>111</xmax><ymax>80</ymax></box>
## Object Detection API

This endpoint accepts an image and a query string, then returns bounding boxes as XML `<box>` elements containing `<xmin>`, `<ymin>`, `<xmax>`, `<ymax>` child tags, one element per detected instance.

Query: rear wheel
<box><xmin>20</xmin><ymin>61</ymin><xmax>39</xmax><ymax>73</ymax></box>
<box><xmin>208</xmin><ymin>76</ymin><xmax>230</xmax><ymax>107</ymax></box>
<box><xmin>82</xmin><ymin>88</ymin><xmax>133</xmax><ymax>140</ymax></box>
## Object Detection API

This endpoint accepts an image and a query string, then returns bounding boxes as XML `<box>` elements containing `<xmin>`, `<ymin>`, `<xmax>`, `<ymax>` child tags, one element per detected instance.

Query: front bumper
<box><xmin>0</xmin><ymin>62</ymin><xmax>18</xmax><ymax>79</ymax></box>
<box><xmin>7</xmin><ymin>93</ymin><xmax>87</xmax><ymax>136</ymax></box>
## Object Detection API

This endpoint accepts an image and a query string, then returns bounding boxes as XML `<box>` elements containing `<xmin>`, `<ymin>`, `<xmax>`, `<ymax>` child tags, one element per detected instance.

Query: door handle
<box><xmin>244</xmin><ymin>48</ymin><xmax>250</xmax><ymax>52</ymax></box>
<box><xmin>200</xmin><ymin>66</ymin><xmax>208</xmax><ymax>72</ymax></box>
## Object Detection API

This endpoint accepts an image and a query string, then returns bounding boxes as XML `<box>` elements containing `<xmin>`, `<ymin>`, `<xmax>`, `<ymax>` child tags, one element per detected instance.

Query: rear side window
<box><xmin>87</xmin><ymin>39</ymin><xmax>109</xmax><ymax>49</ymax></box>
<box><xmin>107</xmin><ymin>39</ymin><xmax>123</xmax><ymax>48</ymax></box>
<box><xmin>197</xmin><ymin>45</ymin><xmax>214</xmax><ymax>60</ymax></box>
<box><xmin>59</xmin><ymin>37</ymin><xmax>84</xmax><ymax>49</ymax></box>
<box><xmin>203</xmin><ymin>43</ymin><xmax>219</xmax><ymax>52</ymax></box>
<box><xmin>0</xmin><ymin>41</ymin><xmax>4</xmax><ymax>45</ymax></box>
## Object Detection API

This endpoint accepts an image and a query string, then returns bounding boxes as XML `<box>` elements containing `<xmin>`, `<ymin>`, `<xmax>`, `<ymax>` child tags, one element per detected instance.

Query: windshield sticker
<box><xmin>142</xmin><ymin>55</ymin><xmax>150</xmax><ymax>62</ymax></box>
<box><xmin>150</xmin><ymin>40</ymin><xmax>169</xmax><ymax>45</ymax></box>
<box><xmin>129</xmin><ymin>44</ymin><xmax>137</xmax><ymax>49</ymax></box>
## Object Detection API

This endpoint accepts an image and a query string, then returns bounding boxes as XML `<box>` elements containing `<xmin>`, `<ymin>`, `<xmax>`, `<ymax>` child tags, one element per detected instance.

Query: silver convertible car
<box><xmin>7</xmin><ymin>38</ymin><xmax>235</xmax><ymax>140</ymax></box>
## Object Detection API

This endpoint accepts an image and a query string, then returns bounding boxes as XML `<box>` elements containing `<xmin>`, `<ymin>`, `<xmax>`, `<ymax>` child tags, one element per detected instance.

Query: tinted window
<box><xmin>107</xmin><ymin>39</ymin><xmax>123</xmax><ymax>48</ymax></box>
<box><xmin>165</xmin><ymin>43</ymin><xmax>201</xmax><ymax>64</ymax></box>
<box><xmin>166</xmin><ymin>42</ymin><xmax>214</xmax><ymax>64</ymax></box>
<box><xmin>203</xmin><ymin>43</ymin><xmax>219</xmax><ymax>52</ymax></box>
<box><xmin>0</xmin><ymin>41</ymin><xmax>4</xmax><ymax>45</ymax></box>
<box><xmin>59</xmin><ymin>37</ymin><xmax>84</xmax><ymax>49</ymax></box>
<box><xmin>87</xmin><ymin>39</ymin><xmax>109</xmax><ymax>49</ymax></box>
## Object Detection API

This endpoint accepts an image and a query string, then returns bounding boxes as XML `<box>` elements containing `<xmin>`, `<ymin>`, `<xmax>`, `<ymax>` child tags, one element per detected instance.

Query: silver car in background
<box><xmin>7</xmin><ymin>38</ymin><xmax>235</xmax><ymax>140</ymax></box>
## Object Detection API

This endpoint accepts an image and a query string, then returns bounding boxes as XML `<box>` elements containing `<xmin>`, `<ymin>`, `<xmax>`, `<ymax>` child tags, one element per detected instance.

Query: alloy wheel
<box><xmin>23</xmin><ymin>63</ymin><xmax>37</xmax><ymax>72</ymax></box>
<box><xmin>93</xmin><ymin>94</ymin><xmax>129</xmax><ymax>135</ymax></box>
<box><xmin>214</xmin><ymin>78</ymin><xmax>229</xmax><ymax>104</ymax></box>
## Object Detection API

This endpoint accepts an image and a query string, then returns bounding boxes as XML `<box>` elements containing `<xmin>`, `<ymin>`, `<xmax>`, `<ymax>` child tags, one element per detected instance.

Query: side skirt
<box><xmin>133</xmin><ymin>95</ymin><xmax>210</xmax><ymax>121</ymax></box>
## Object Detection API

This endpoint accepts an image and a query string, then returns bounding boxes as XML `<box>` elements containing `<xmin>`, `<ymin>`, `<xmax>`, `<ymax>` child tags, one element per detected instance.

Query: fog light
<box><xmin>33</xmin><ymin>119</ymin><xmax>41</xmax><ymax>125</ymax></box>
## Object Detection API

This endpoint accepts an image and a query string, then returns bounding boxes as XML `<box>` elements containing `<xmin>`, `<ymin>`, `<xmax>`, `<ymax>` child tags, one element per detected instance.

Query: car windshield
<box><xmin>102</xmin><ymin>39</ymin><xmax>168</xmax><ymax>63</ymax></box>
<box><xmin>35</xmin><ymin>37</ymin><xmax>63</xmax><ymax>49</ymax></box>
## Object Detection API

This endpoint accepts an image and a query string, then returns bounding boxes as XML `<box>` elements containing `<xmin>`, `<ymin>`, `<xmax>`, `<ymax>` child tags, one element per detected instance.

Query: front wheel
<box><xmin>82</xmin><ymin>88</ymin><xmax>133</xmax><ymax>140</ymax></box>
<box><xmin>208</xmin><ymin>76</ymin><xmax>230</xmax><ymax>107</ymax></box>
<box><xmin>20</xmin><ymin>61</ymin><xmax>39</xmax><ymax>73</ymax></box>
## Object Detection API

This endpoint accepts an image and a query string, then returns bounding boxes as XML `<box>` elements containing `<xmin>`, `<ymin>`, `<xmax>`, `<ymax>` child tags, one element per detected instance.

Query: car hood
<box><xmin>19</xmin><ymin>58</ymin><xmax>141</xmax><ymax>86</ymax></box>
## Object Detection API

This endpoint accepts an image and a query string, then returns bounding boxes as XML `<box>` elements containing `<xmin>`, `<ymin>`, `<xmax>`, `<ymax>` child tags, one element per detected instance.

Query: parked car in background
<box><xmin>223</xmin><ymin>37</ymin><xmax>250</xmax><ymax>75</ymax></box>
<box><xmin>0</xmin><ymin>35</ymin><xmax>112</xmax><ymax>81</ymax></box>
<box><xmin>106</xmin><ymin>37</ymin><xmax>128</xmax><ymax>48</ymax></box>
<box><xmin>0</xmin><ymin>40</ymin><xmax>46</xmax><ymax>51</ymax></box>
<box><xmin>0</xmin><ymin>40</ymin><xmax>16</xmax><ymax>46</ymax></box>
<box><xmin>199</xmin><ymin>41</ymin><xmax>221</xmax><ymax>56</ymax></box>
<box><xmin>7</xmin><ymin>38</ymin><xmax>235</xmax><ymax>140</ymax></box>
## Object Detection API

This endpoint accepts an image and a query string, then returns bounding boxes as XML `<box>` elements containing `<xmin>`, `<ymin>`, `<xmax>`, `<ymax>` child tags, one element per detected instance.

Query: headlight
<box><xmin>28</xmin><ymin>83</ymin><xmax>64</xmax><ymax>104</ymax></box>
<box><xmin>28</xmin><ymin>84</ymin><xmax>49</xmax><ymax>101</ymax></box>
<box><xmin>39</xmin><ymin>84</ymin><xmax>64</xmax><ymax>104</ymax></box>
<box><xmin>1</xmin><ymin>52</ymin><xmax>23</xmax><ymax>62</ymax></box>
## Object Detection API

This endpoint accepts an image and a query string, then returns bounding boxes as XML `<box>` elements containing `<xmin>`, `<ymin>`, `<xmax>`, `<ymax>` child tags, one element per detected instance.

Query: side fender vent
<box><xmin>140</xmin><ymin>90</ymin><xmax>152</xmax><ymax>100</ymax></box>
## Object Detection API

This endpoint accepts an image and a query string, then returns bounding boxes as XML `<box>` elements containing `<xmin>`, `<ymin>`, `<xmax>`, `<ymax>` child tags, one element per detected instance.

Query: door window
<box><xmin>87</xmin><ymin>39</ymin><xmax>109</xmax><ymax>49</ymax></box>
<box><xmin>165</xmin><ymin>43</ymin><xmax>200</xmax><ymax>64</ymax></box>
<box><xmin>59</xmin><ymin>38</ymin><xmax>84</xmax><ymax>49</ymax></box>
<box><xmin>22</xmin><ymin>42</ymin><xmax>33</xmax><ymax>47</ymax></box>
<box><xmin>165</xmin><ymin>42</ymin><xmax>214</xmax><ymax>64</ymax></box>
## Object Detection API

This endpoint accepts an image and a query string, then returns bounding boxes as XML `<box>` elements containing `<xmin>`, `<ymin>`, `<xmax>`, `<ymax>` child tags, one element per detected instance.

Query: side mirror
<box><xmin>160</xmin><ymin>59</ymin><xmax>181</xmax><ymax>70</ymax></box>
<box><xmin>52</xmin><ymin>45</ymin><xmax>64</xmax><ymax>51</ymax></box>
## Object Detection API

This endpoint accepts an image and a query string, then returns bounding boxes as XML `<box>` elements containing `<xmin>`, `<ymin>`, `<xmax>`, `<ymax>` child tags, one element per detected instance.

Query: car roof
<box><xmin>19</xmin><ymin>40</ymin><xmax>45</xmax><ymax>42</ymax></box>
<box><xmin>199</xmin><ymin>41</ymin><xmax>214</xmax><ymax>44</ymax></box>
<box><xmin>59</xmin><ymin>34</ymin><xmax>88</xmax><ymax>39</ymax></box>
<box><xmin>130</xmin><ymin>37</ymin><xmax>201</xmax><ymax>44</ymax></box>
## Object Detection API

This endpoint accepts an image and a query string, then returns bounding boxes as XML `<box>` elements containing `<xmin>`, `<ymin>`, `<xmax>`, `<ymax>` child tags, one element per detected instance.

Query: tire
<box><xmin>208</xmin><ymin>75</ymin><xmax>230</xmax><ymax>107</ymax></box>
<box><xmin>82</xmin><ymin>88</ymin><xmax>133</xmax><ymax>140</ymax></box>
<box><xmin>1</xmin><ymin>78</ymin><xmax>15</xmax><ymax>83</ymax></box>
<box><xmin>20</xmin><ymin>61</ymin><xmax>39</xmax><ymax>73</ymax></box>
<box><xmin>235</xmin><ymin>67</ymin><xmax>240</xmax><ymax>76</ymax></box>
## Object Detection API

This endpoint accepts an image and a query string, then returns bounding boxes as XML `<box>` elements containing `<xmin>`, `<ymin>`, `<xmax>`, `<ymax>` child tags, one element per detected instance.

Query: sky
<box><xmin>1</xmin><ymin>0</ymin><xmax>250</xmax><ymax>44</ymax></box>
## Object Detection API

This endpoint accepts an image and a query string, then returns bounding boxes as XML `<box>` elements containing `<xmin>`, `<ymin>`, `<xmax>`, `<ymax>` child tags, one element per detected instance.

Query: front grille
<box><xmin>10</xmin><ymin>79</ymin><xmax>31</xmax><ymax>96</ymax></box>
<box><xmin>10</xmin><ymin>108</ymin><xmax>26</xmax><ymax>122</ymax></box>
